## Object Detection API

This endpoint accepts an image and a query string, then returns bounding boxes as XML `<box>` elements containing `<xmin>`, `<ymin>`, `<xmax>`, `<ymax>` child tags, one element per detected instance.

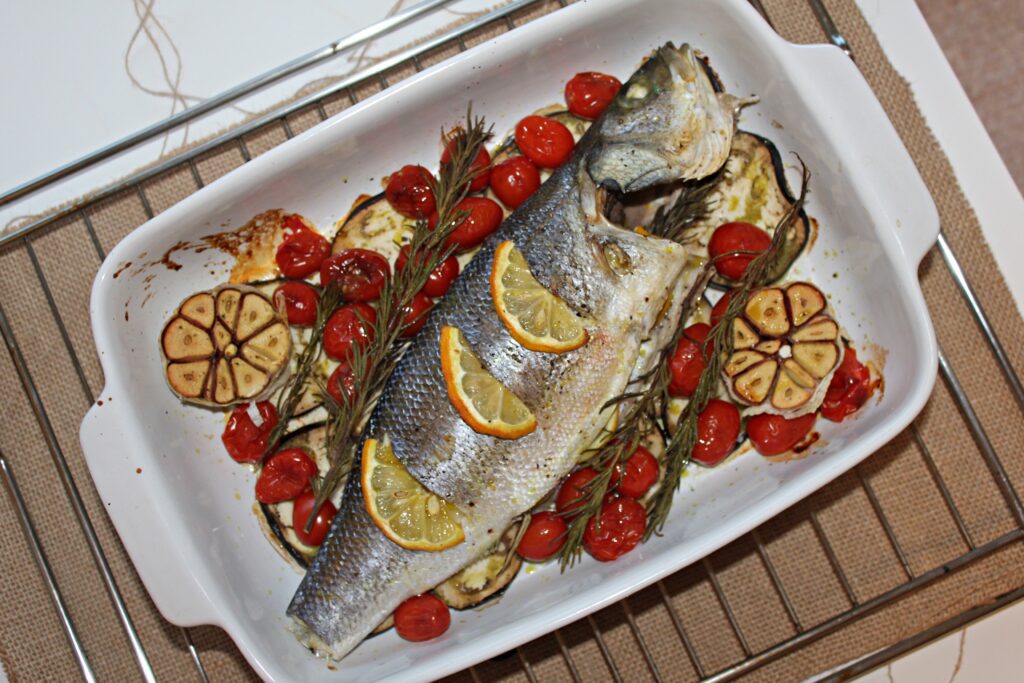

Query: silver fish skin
<box><xmin>288</xmin><ymin>43</ymin><xmax>741</xmax><ymax>659</ymax></box>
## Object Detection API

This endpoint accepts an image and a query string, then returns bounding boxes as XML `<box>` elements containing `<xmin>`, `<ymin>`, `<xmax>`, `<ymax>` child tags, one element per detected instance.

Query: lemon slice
<box><xmin>362</xmin><ymin>437</ymin><xmax>464</xmax><ymax>552</ymax></box>
<box><xmin>440</xmin><ymin>326</ymin><xmax>537</xmax><ymax>439</ymax></box>
<box><xmin>490</xmin><ymin>241</ymin><xmax>588</xmax><ymax>353</ymax></box>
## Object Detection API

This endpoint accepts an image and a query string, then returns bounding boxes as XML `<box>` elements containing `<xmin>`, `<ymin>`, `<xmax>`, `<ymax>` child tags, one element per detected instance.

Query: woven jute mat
<box><xmin>1</xmin><ymin>0</ymin><xmax>1022</xmax><ymax>681</ymax></box>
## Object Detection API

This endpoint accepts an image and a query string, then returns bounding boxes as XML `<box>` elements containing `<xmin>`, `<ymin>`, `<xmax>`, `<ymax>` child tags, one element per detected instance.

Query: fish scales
<box><xmin>289</xmin><ymin>42</ymin><xmax>744</xmax><ymax>659</ymax></box>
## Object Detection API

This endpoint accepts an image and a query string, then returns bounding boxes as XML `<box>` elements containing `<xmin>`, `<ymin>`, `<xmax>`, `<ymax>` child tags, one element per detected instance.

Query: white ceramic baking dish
<box><xmin>80</xmin><ymin>0</ymin><xmax>939</xmax><ymax>680</ymax></box>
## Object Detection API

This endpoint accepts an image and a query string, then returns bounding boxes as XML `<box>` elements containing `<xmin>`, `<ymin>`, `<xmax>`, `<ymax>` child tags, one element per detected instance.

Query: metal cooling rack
<box><xmin>1</xmin><ymin>0</ymin><xmax>1021</xmax><ymax>681</ymax></box>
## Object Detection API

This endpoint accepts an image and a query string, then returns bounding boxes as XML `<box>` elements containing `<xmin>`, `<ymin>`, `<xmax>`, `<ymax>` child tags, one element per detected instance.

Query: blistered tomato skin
<box><xmin>583</xmin><ymin>496</ymin><xmax>646</xmax><ymax>562</ymax></box>
<box><xmin>275</xmin><ymin>221</ymin><xmax>331</xmax><ymax>279</ymax></box>
<box><xmin>710</xmin><ymin>289</ymin><xmax>736</xmax><ymax>328</ymax></box>
<box><xmin>708</xmin><ymin>222</ymin><xmax>773</xmax><ymax>281</ymax></box>
<box><xmin>221</xmin><ymin>402</ymin><xmax>278</xmax><ymax>463</ymax></box>
<box><xmin>323</xmin><ymin>303</ymin><xmax>377</xmax><ymax>361</ymax></box>
<box><xmin>517</xmin><ymin>511</ymin><xmax>568</xmax><ymax>562</ymax></box>
<box><xmin>429</xmin><ymin>197</ymin><xmax>504</xmax><ymax>251</ymax></box>
<box><xmin>747</xmin><ymin>413</ymin><xmax>817</xmax><ymax>456</ymax></box>
<box><xmin>326</xmin><ymin>359</ymin><xmax>358</xmax><ymax>406</ymax></box>
<box><xmin>401</xmin><ymin>291</ymin><xmax>434</xmax><ymax>338</ymax></box>
<box><xmin>565</xmin><ymin>71</ymin><xmax>622</xmax><ymax>120</ymax></box>
<box><xmin>255</xmin><ymin>449</ymin><xmax>318</xmax><ymax>503</ymax></box>
<box><xmin>441</xmin><ymin>139</ymin><xmax>491</xmax><ymax>192</ymax></box>
<box><xmin>616</xmin><ymin>446</ymin><xmax>659</xmax><ymax>498</ymax></box>
<box><xmin>692</xmin><ymin>399</ymin><xmax>741</xmax><ymax>466</ymax></box>
<box><xmin>515</xmin><ymin>116</ymin><xmax>575</xmax><ymax>169</ymax></box>
<box><xmin>396</xmin><ymin>245</ymin><xmax>459</xmax><ymax>299</ymax></box>
<box><xmin>320</xmin><ymin>249</ymin><xmax>390</xmax><ymax>303</ymax></box>
<box><xmin>385</xmin><ymin>165</ymin><xmax>436</xmax><ymax>219</ymax></box>
<box><xmin>556</xmin><ymin>468</ymin><xmax>599</xmax><ymax>515</ymax></box>
<box><xmin>820</xmin><ymin>347</ymin><xmax>871</xmax><ymax>422</ymax></box>
<box><xmin>274</xmin><ymin>281</ymin><xmax>319</xmax><ymax>327</ymax></box>
<box><xmin>668</xmin><ymin>323</ymin><xmax>711</xmax><ymax>397</ymax></box>
<box><xmin>394</xmin><ymin>594</ymin><xmax>451</xmax><ymax>642</ymax></box>
<box><xmin>292</xmin><ymin>489</ymin><xmax>337</xmax><ymax>547</ymax></box>
<box><xmin>490</xmin><ymin>156</ymin><xmax>541</xmax><ymax>210</ymax></box>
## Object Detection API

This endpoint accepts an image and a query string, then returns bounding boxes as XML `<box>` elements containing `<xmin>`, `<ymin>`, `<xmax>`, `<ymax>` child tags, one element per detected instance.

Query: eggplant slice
<box><xmin>161</xmin><ymin>284</ymin><xmax>291</xmax><ymax>407</ymax></box>
<box><xmin>435</xmin><ymin>524</ymin><xmax>523</xmax><ymax>610</ymax></box>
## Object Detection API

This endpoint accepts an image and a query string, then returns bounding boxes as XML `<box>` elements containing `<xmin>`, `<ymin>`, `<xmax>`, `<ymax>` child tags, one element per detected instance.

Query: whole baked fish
<box><xmin>289</xmin><ymin>43</ymin><xmax>744</xmax><ymax>658</ymax></box>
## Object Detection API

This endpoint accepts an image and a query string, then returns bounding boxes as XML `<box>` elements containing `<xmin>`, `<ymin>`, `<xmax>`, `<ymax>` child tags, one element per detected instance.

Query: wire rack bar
<box><xmin>701</xmin><ymin>558</ymin><xmax>753</xmax><ymax>657</ymax></box>
<box><xmin>621</xmin><ymin>598</ymin><xmax>664</xmax><ymax>682</ymax></box>
<box><xmin>0</xmin><ymin>453</ymin><xmax>97</xmax><ymax>683</ymax></box>
<box><xmin>657</xmin><ymin>580</ymin><xmax>706</xmax><ymax>678</ymax></box>
<box><xmin>808</xmin><ymin>511</ymin><xmax>858</xmax><ymax>606</ymax></box>
<box><xmin>854</xmin><ymin>467</ymin><xmax>914</xmax><ymax>578</ymax></box>
<box><xmin>806</xmin><ymin>0</ymin><xmax>853</xmax><ymax>58</ymax></box>
<box><xmin>911</xmin><ymin>423</ymin><xmax>976</xmax><ymax>549</ymax></box>
<box><xmin>553</xmin><ymin>629</ymin><xmax>583</xmax><ymax>682</ymax></box>
<box><xmin>750</xmin><ymin>528</ymin><xmax>803</xmax><ymax>631</ymax></box>
<box><xmin>587</xmin><ymin>614</ymin><xmax>624</xmax><ymax>682</ymax></box>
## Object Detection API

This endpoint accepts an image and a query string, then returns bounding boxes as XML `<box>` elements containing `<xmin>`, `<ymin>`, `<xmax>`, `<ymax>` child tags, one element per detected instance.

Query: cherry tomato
<box><xmin>221</xmin><ymin>401</ymin><xmax>278</xmax><ymax>463</ymax></box>
<box><xmin>292</xmin><ymin>489</ymin><xmax>337</xmax><ymax>546</ymax></box>
<box><xmin>275</xmin><ymin>218</ymin><xmax>330</xmax><ymax>279</ymax></box>
<box><xmin>394</xmin><ymin>594</ymin><xmax>451</xmax><ymax>642</ymax></box>
<box><xmin>615</xmin><ymin>446</ymin><xmax>659</xmax><ymax>498</ymax></box>
<box><xmin>668</xmin><ymin>323</ymin><xmax>711</xmax><ymax>397</ymax></box>
<box><xmin>708</xmin><ymin>222</ymin><xmax>772</xmax><ymax>281</ymax></box>
<box><xmin>490</xmin><ymin>156</ymin><xmax>541</xmax><ymax>209</ymax></box>
<box><xmin>515</xmin><ymin>116</ymin><xmax>575</xmax><ymax>169</ymax></box>
<box><xmin>326</xmin><ymin>359</ymin><xmax>358</xmax><ymax>406</ymax></box>
<box><xmin>324</xmin><ymin>303</ymin><xmax>376</xmax><ymax>361</ymax></box>
<box><xmin>565</xmin><ymin>71</ymin><xmax>622</xmax><ymax>120</ymax></box>
<box><xmin>583</xmin><ymin>496</ymin><xmax>646</xmax><ymax>562</ymax></box>
<box><xmin>747</xmin><ymin>413</ymin><xmax>817</xmax><ymax>456</ymax></box>
<box><xmin>710</xmin><ymin>289</ymin><xmax>735</xmax><ymax>328</ymax></box>
<box><xmin>320</xmin><ymin>249</ymin><xmax>389</xmax><ymax>302</ymax></box>
<box><xmin>820</xmin><ymin>347</ymin><xmax>871</xmax><ymax>422</ymax></box>
<box><xmin>428</xmin><ymin>196</ymin><xmax>504</xmax><ymax>251</ymax></box>
<box><xmin>441</xmin><ymin>137</ymin><xmax>491</xmax><ymax>192</ymax></box>
<box><xmin>385</xmin><ymin>165</ymin><xmax>436</xmax><ymax>218</ymax></box>
<box><xmin>692</xmin><ymin>399</ymin><xmax>741</xmax><ymax>466</ymax></box>
<box><xmin>274</xmin><ymin>281</ymin><xmax>319</xmax><ymax>327</ymax></box>
<box><xmin>401</xmin><ymin>291</ymin><xmax>434</xmax><ymax>338</ymax></box>
<box><xmin>517</xmin><ymin>511</ymin><xmax>568</xmax><ymax>562</ymax></box>
<box><xmin>255</xmin><ymin>448</ymin><xmax>318</xmax><ymax>503</ymax></box>
<box><xmin>396</xmin><ymin>245</ymin><xmax>459</xmax><ymax>299</ymax></box>
<box><xmin>556</xmin><ymin>467</ymin><xmax>599</xmax><ymax>515</ymax></box>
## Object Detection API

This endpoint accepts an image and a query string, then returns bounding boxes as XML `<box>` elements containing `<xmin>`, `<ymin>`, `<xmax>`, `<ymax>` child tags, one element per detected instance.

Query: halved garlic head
<box><xmin>161</xmin><ymin>286</ymin><xmax>291</xmax><ymax>407</ymax></box>
<box><xmin>722</xmin><ymin>282</ymin><xmax>843</xmax><ymax>417</ymax></box>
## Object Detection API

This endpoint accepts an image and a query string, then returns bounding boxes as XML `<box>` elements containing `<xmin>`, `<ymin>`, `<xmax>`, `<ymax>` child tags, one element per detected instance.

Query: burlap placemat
<box><xmin>1</xmin><ymin>0</ymin><xmax>1021</xmax><ymax>681</ymax></box>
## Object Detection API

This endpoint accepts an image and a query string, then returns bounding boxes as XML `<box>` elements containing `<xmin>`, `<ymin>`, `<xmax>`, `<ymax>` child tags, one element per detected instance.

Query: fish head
<box><xmin>587</xmin><ymin>43</ymin><xmax>748</xmax><ymax>193</ymax></box>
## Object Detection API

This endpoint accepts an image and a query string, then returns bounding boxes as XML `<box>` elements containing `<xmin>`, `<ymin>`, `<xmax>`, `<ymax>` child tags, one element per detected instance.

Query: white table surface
<box><xmin>0</xmin><ymin>1</ymin><xmax>1020</xmax><ymax>681</ymax></box>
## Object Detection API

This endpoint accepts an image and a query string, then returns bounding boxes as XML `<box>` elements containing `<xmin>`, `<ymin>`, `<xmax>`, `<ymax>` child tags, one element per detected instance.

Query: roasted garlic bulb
<box><xmin>161</xmin><ymin>285</ymin><xmax>291</xmax><ymax>407</ymax></box>
<box><xmin>723</xmin><ymin>282</ymin><xmax>843</xmax><ymax>417</ymax></box>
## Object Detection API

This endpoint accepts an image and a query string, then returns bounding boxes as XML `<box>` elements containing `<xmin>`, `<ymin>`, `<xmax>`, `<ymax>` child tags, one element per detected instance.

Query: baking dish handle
<box><xmin>79</xmin><ymin>398</ymin><xmax>219</xmax><ymax>627</ymax></box>
<box><xmin>789</xmin><ymin>44</ymin><xmax>940</xmax><ymax>272</ymax></box>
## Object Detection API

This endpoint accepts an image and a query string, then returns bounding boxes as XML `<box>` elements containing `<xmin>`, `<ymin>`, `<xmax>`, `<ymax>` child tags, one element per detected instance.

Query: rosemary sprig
<box><xmin>308</xmin><ymin>108</ymin><xmax>493</xmax><ymax>519</ymax></box>
<box><xmin>647</xmin><ymin>168</ymin><xmax>724</xmax><ymax>243</ymax></box>
<box><xmin>264</xmin><ymin>281</ymin><xmax>343</xmax><ymax>456</ymax></box>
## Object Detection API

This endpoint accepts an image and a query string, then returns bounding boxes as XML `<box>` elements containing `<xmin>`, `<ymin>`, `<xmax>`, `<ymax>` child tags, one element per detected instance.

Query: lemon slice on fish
<box><xmin>440</xmin><ymin>325</ymin><xmax>537</xmax><ymax>439</ymax></box>
<box><xmin>362</xmin><ymin>437</ymin><xmax>465</xmax><ymax>552</ymax></box>
<box><xmin>490</xmin><ymin>241</ymin><xmax>589</xmax><ymax>353</ymax></box>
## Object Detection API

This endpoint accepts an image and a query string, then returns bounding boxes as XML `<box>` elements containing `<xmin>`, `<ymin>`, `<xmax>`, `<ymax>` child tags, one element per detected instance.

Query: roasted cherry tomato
<box><xmin>583</xmin><ymin>496</ymin><xmax>646</xmax><ymax>562</ymax></box>
<box><xmin>401</xmin><ymin>291</ymin><xmax>434</xmax><ymax>338</ymax></box>
<box><xmin>274</xmin><ymin>281</ymin><xmax>319</xmax><ymax>327</ymax></box>
<box><xmin>429</xmin><ymin>196</ymin><xmax>504</xmax><ymax>251</ymax></box>
<box><xmin>517</xmin><ymin>511</ymin><xmax>568</xmax><ymax>562</ymax></box>
<box><xmin>255</xmin><ymin>448</ymin><xmax>318</xmax><ymax>503</ymax></box>
<box><xmin>320</xmin><ymin>249</ymin><xmax>390</xmax><ymax>302</ymax></box>
<box><xmin>710</xmin><ymin>289</ymin><xmax>735</xmax><ymax>328</ymax></box>
<box><xmin>708</xmin><ymin>222</ymin><xmax>772</xmax><ymax>281</ymax></box>
<box><xmin>221</xmin><ymin>401</ymin><xmax>278</xmax><ymax>463</ymax></box>
<box><xmin>324</xmin><ymin>303</ymin><xmax>376</xmax><ymax>361</ymax></box>
<box><xmin>326</xmin><ymin>359</ymin><xmax>358</xmax><ymax>406</ymax></box>
<box><xmin>441</xmin><ymin>136</ymin><xmax>491</xmax><ymax>192</ymax></box>
<box><xmin>396</xmin><ymin>245</ymin><xmax>459</xmax><ymax>299</ymax></box>
<box><xmin>556</xmin><ymin>467</ymin><xmax>599</xmax><ymax>515</ymax></box>
<box><xmin>820</xmin><ymin>347</ymin><xmax>871</xmax><ymax>422</ymax></box>
<box><xmin>275</xmin><ymin>217</ymin><xmax>330</xmax><ymax>279</ymax></box>
<box><xmin>747</xmin><ymin>413</ymin><xmax>817</xmax><ymax>456</ymax></box>
<box><xmin>615</xmin><ymin>446</ymin><xmax>659</xmax><ymax>498</ymax></box>
<box><xmin>385</xmin><ymin>165</ymin><xmax>436</xmax><ymax>218</ymax></box>
<box><xmin>394</xmin><ymin>594</ymin><xmax>451</xmax><ymax>642</ymax></box>
<box><xmin>565</xmin><ymin>71</ymin><xmax>622</xmax><ymax>120</ymax></box>
<box><xmin>292</xmin><ymin>489</ymin><xmax>337</xmax><ymax>547</ymax></box>
<box><xmin>668</xmin><ymin>323</ymin><xmax>711</xmax><ymax>397</ymax></box>
<box><xmin>490</xmin><ymin>156</ymin><xmax>541</xmax><ymax>209</ymax></box>
<box><xmin>515</xmin><ymin>116</ymin><xmax>575</xmax><ymax>169</ymax></box>
<box><xmin>692</xmin><ymin>399</ymin><xmax>741</xmax><ymax>466</ymax></box>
